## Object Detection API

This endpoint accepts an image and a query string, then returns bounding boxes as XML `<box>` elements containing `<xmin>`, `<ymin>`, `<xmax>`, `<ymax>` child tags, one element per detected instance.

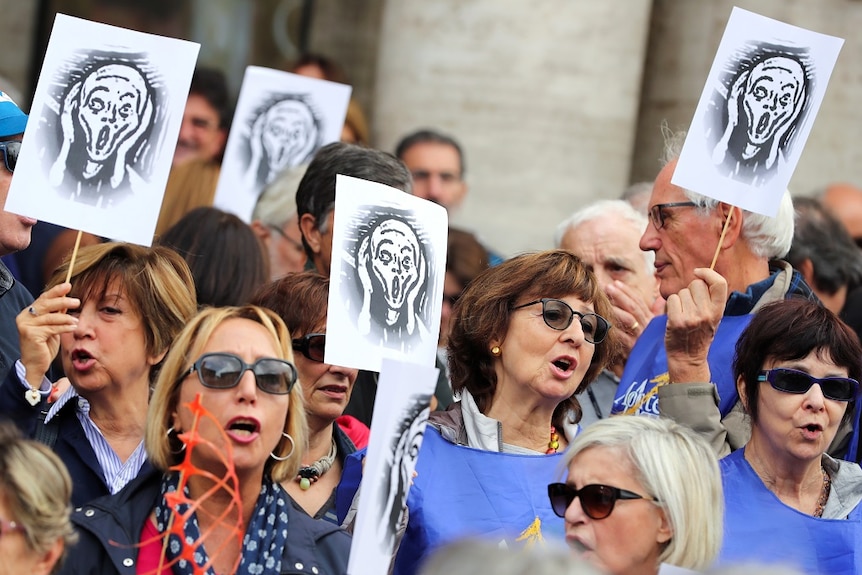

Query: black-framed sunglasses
<box><xmin>292</xmin><ymin>333</ymin><xmax>326</xmax><ymax>363</ymax></box>
<box><xmin>512</xmin><ymin>298</ymin><xmax>610</xmax><ymax>344</ymax></box>
<box><xmin>0</xmin><ymin>141</ymin><xmax>21</xmax><ymax>173</ymax></box>
<box><xmin>547</xmin><ymin>482</ymin><xmax>655</xmax><ymax>520</ymax></box>
<box><xmin>758</xmin><ymin>368</ymin><xmax>859</xmax><ymax>402</ymax></box>
<box><xmin>184</xmin><ymin>352</ymin><xmax>297</xmax><ymax>395</ymax></box>
<box><xmin>647</xmin><ymin>201</ymin><xmax>697</xmax><ymax>230</ymax></box>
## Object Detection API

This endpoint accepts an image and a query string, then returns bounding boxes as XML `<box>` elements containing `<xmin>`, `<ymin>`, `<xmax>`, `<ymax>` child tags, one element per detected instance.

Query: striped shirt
<box><xmin>16</xmin><ymin>361</ymin><xmax>147</xmax><ymax>494</ymax></box>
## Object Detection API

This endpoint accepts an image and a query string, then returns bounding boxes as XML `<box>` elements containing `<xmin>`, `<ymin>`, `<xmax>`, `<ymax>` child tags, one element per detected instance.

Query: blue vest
<box><xmin>611</xmin><ymin>315</ymin><xmax>753</xmax><ymax>417</ymax></box>
<box><xmin>386</xmin><ymin>428</ymin><xmax>566</xmax><ymax>575</ymax></box>
<box><xmin>719</xmin><ymin>449</ymin><xmax>862</xmax><ymax>574</ymax></box>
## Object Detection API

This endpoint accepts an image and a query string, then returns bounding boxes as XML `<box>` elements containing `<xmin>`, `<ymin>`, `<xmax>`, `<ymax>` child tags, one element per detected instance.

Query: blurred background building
<box><xmin>3</xmin><ymin>0</ymin><xmax>861</xmax><ymax>256</ymax></box>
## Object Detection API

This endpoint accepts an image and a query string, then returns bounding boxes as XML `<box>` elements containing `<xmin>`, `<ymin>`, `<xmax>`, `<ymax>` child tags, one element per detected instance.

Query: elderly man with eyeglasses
<box><xmin>0</xmin><ymin>91</ymin><xmax>38</xmax><ymax>385</ymax></box>
<box><xmin>610</xmin><ymin>129</ymin><xmax>828</xmax><ymax>458</ymax></box>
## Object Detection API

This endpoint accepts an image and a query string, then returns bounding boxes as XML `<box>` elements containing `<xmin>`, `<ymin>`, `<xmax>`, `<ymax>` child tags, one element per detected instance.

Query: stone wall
<box><xmin>373</xmin><ymin>0</ymin><xmax>653</xmax><ymax>256</ymax></box>
<box><xmin>633</xmin><ymin>0</ymin><xmax>862</xmax><ymax>198</ymax></box>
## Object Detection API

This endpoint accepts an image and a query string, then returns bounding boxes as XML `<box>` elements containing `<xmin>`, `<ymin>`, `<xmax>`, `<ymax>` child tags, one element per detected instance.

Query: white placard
<box><xmin>326</xmin><ymin>175</ymin><xmax>448</xmax><ymax>373</ymax></box>
<box><xmin>673</xmin><ymin>7</ymin><xmax>843</xmax><ymax>216</ymax></box>
<box><xmin>6</xmin><ymin>14</ymin><xmax>200</xmax><ymax>246</ymax></box>
<box><xmin>347</xmin><ymin>359</ymin><xmax>438</xmax><ymax>575</ymax></box>
<box><xmin>213</xmin><ymin>66</ymin><xmax>351</xmax><ymax>221</ymax></box>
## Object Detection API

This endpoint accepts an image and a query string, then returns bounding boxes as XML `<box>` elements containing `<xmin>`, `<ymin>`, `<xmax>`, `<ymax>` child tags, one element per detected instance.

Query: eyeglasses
<box><xmin>547</xmin><ymin>483</ymin><xmax>655</xmax><ymax>520</ymax></box>
<box><xmin>0</xmin><ymin>141</ymin><xmax>21</xmax><ymax>173</ymax></box>
<box><xmin>0</xmin><ymin>518</ymin><xmax>25</xmax><ymax>538</ymax></box>
<box><xmin>758</xmin><ymin>368</ymin><xmax>859</xmax><ymax>402</ymax></box>
<box><xmin>647</xmin><ymin>201</ymin><xmax>697</xmax><ymax>230</ymax></box>
<box><xmin>267</xmin><ymin>225</ymin><xmax>304</xmax><ymax>251</ymax></box>
<box><xmin>292</xmin><ymin>333</ymin><xmax>326</xmax><ymax>363</ymax></box>
<box><xmin>185</xmin><ymin>352</ymin><xmax>297</xmax><ymax>395</ymax></box>
<box><xmin>512</xmin><ymin>299</ymin><xmax>610</xmax><ymax>344</ymax></box>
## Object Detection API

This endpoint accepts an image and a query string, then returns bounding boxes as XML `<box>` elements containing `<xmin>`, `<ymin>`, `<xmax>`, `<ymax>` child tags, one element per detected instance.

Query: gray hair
<box><xmin>662</xmin><ymin>128</ymin><xmax>794</xmax><ymax>259</ymax></box>
<box><xmin>253</xmin><ymin>163</ymin><xmax>308</xmax><ymax>227</ymax></box>
<box><xmin>419</xmin><ymin>539</ymin><xmax>601</xmax><ymax>575</ymax></box>
<box><xmin>554</xmin><ymin>199</ymin><xmax>655</xmax><ymax>274</ymax></box>
<box><xmin>562</xmin><ymin>416</ymin><xmax>723</xmax><ymax>571</ymax></box>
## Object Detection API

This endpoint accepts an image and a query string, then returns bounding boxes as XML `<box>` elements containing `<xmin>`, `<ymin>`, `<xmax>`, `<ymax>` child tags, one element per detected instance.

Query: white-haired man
<box><xmin>612</xmin><ymin>131</ymin><xmax>819</xmax><ymax>456</ymax></box>
<box><xmin>555</xmin><ymin>199</ymin><xmax>663</xmax><ymax>426</ymax></box>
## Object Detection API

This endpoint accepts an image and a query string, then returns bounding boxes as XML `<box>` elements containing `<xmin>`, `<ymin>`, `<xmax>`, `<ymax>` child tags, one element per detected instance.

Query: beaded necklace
<box><xmin>296</xmin><ymin>437</ymin><xmax>337</xmax><ymax>490</ymax></box>
<box><xmin>546</xmin><ymin>426</ymin><xmax>560</xmax><ymax>454</ymax></box>
<box><xmin>813</xmin><ymin>467</ymin><xmax>832</xmax><ymax>518</ymax></box>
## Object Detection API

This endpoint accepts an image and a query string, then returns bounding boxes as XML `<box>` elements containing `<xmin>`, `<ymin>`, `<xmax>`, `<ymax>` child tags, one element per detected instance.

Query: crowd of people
<box><xmin>0</xmin><ymin>48</ymin><xmax>861</xmax><ymax>575</ymax></box>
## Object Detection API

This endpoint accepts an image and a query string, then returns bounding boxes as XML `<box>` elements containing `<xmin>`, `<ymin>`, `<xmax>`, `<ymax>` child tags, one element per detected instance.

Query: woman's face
<box><xmin>0</xmin><ymin>492</ymin><xmax>62</xmax><ymax>575</ymax></box>
<box><xmin>491</xmin><ymin>293</ymin><xmax>596</xmax><ymax>408</ymax></box>
<box><xmin>60</xmin><ymin>279</ymin><xmax>160</xmax><ymax>397</ymax></box>
<box><xmin>565</xmin><ymin>446</ymin><xmax>671</xmax><ymax>575</ymax></box>
<box><xmin>293</xmin><ymin>324</ymin><xmax>358</xmax><ymax>429</ymax></box>
<box><xmin>174</xmin><ymin>318</ymin><xmax>291</xmax><ymax>478</ymax></box>
<box><xmin>746</xmin><ymin>350</ymin><xmax>849</xmax><ymax>463</ymax></box>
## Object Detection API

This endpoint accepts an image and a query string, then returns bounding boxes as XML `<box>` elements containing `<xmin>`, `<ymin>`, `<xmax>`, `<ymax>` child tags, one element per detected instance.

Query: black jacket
<box><xmin>60</xmin><ymin>468</ymin><xmax>351</xmax><ymax>575</ymax></box>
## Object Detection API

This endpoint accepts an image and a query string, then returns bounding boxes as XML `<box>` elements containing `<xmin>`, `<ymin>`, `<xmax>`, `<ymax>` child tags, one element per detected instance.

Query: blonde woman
<box><xmin>0</xmin><ymin>421</ymin><xmax>76</xmax><ymax>575</ymax></box>
<box><xmin>63</xmin><ymin>306</ymin><xmax>351</xmax><ymax>574</ymax></box>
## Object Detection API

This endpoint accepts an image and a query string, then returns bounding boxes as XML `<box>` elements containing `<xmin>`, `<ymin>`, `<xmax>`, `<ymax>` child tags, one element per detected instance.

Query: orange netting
<box><xmin>134</xmin><ymin>393</ymin><xmax>244</xmax><ymax>575</ymax></box>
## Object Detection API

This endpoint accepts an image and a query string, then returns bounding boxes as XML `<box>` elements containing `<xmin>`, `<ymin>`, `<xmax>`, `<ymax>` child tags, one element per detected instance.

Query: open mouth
<box><xmin>227</xmin><ymin>418</ymin><xmax>261</xmax><ymax>437</ymax></box>
<box><xmin>803</xmin><ymin>423</ymin><xmax>823</xmax><ymax>433</ymax></box>
<box><xmin>553</xmin><ymin>359</ymin><xmax>572</xmax><ymax>371</ymax></box>
<box><xmin>72</xmin><ymin>350</ymin><xmax>93</xmax><ymax>362</ymax></box>
<box><xmin>97</xmin><ymin>126</ymin><xmax>111</xmax><ymax>152</ymax></box>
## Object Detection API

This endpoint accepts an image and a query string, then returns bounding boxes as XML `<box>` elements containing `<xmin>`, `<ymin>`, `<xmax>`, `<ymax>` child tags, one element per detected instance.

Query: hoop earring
<box><xmin>167</xmin><ymin>427</ymin><xmax>186</xmax><ymax>454</ymax></box>
<box><xmin>491</xmin><ymin>346</ymin><xmax>501</xmax><ymax>357</ymax></box>
<box><xmin>270</xmin><ymin>432</ymin><xmax>295</xmax><ymax>462</ymax></box>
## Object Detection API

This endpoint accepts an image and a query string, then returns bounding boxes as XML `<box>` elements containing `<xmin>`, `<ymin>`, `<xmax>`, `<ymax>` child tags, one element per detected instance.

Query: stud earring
<box><xmin>491</xmin><ymin>346</ymin><xmax>501</xmax><ymax>357</ymax></box>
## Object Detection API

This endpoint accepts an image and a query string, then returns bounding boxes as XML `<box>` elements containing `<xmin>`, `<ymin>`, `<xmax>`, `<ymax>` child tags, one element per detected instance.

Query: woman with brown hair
<box><xmin>1</xmin><ymin>242</ymin><xmax>197</xmax><ymax>506</ymax></box>
<box><xmin>392</xmin><ymin>250</ymin><xmax>618</xmax><ymax>574</ymax></box>
<box><xmin>252</xmin><ymin>272</ymin><xmax>361</xmax><ymax>523</ymax></box>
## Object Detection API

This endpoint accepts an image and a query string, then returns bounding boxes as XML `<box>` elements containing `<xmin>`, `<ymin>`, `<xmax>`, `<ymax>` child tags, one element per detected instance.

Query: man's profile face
<box><xmin>262</xmin><ymin>101</ymin><xmax>313</xmax><ymax>175</ymax></box>
<box><xmin>742</xmin><ymin>57</ymin><xmax>804</xmax><ymax>147</ymax></box>
<box><xmin>173</xmin><ymin>93</ymin><xmax>225</xmax><ymax>166</ymax></box>
<box><xmin>400</xmin><ymin>142</ymin><xmax>466</xmax><ymax>211</ymax></box>
<box><xmin>77</xmin><ymin>64</ymin><xmax>147</xmax><ymax>162</ymax></box>
<box><xmin>561</xmin><ymin>213</ymin><xmax>657</xmax><ymax>308</ymax></box>
<box><xmin>639</xmin><ymin>159</ymin><xmax>719</xmax><ymax>299</ymax></box>
<box><xmin>370</xmin><ymin>219</ymin><xmax>421</xmax><ymax>312</ymax></box>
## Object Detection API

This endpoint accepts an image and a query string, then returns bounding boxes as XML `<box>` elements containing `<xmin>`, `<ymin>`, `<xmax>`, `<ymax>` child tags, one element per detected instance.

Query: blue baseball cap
<box><xmin>0</xmin><ymin>91</ymin><xmax>27</xmax><ymax>138</ymax></box>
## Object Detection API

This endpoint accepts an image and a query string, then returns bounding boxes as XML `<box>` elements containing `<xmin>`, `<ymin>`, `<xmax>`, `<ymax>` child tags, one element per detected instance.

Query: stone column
<box><xmin>632</xmin><ymin>0</ymin><xmax>862</xmax><ymax>196</ymax></box>
<box><xmin>373</xmin><ymin>0</ymin><xmax>653</xmax><ymax>255</ymax></box>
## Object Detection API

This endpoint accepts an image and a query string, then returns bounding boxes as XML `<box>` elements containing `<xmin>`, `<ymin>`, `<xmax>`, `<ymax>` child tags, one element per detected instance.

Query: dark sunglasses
<box><xmin>0</xmin><ymin>141</ymin><xmax>21</xmax><ymax>173</ymax></box>
<box><xmin>758</xmin><ymin>368</ymin><xmax>859</xmax><ymax>402</ymax></box>
<box><xmin>185</xmin><ymin>352</ymin><xmax>297</xmax><ymax>395</ymax></box>
<box><xmin>548</xmin><ymin>482</ymin><xmax>655</xmax><ymax>520</ymax></box>
<box><xmin>647</xmin><ymin>201</ymin><xmax>697</xmax><ymax>230</ymax></box>
<box><xmin>512</xmin><ymin>298</ymin><xmax>610</xmax><ymax>344</ymax></box>
<box><xmin>292</xmin><ymin>333</ymin><xmax>326</xmax><ymax>363</ymax></box>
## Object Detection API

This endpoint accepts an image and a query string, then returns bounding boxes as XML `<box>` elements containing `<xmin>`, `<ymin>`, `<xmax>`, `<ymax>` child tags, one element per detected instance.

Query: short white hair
<box><xmin>662</xmin><ymin>128</ymin><xmax>794</xmax><ymax>259</ymax></box>
<box><xmin>562</xmin><ymin>416</ymin><xmax>723</xmax><ymax>571</ymax></box>
<box><xmin>554</xmin><ymin>199</ymin><xmax>655</xmax><ymax>274</ymax></box>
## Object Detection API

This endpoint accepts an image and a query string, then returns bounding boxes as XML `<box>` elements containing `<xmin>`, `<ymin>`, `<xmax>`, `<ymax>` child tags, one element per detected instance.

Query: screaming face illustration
<box><xmin>741</xmin><ymin>56</ymin><xmax>805</xmax><ymax>153</ymax></box>
<box><xmin>370</xmin><ymin>219</ymin><xmax>421</xmax><ymax>319</ymax></box>
<box><xmin>262</xmin><ymin>100</ymin><xmax>316</xmax><ymax>176</ymax></box>
<box><xmin>710</xmin><ymin>50</ymin><xmax>810</xmax><ymax>183</ymax></box>
<box><xmin>77</xmin><ymin>64</ymin><xmax>148</xmax><ymax>163</ymax></box>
